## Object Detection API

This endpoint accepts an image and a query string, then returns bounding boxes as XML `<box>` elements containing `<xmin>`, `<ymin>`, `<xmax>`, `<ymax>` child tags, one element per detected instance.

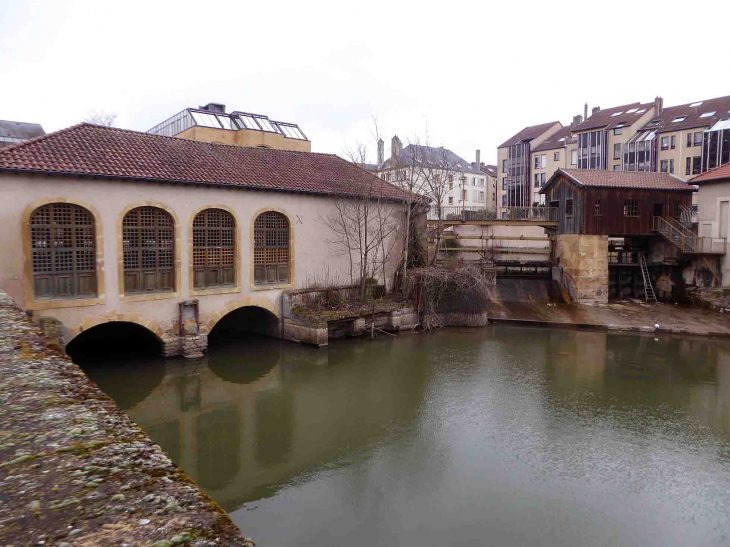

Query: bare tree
<box><xmin>320</xmin><ymin>137</ymin><xmax>401</xmax><ymax>300</ymax></box>
<box><xmin>413</xmin><ymin>142</ymin><xmax>457</xmax><ymax>265</ymax></box>
<box><xmin>84</xmin><ymin>110</ymin><xmax>117</xmax><ymax>127</ymax></box>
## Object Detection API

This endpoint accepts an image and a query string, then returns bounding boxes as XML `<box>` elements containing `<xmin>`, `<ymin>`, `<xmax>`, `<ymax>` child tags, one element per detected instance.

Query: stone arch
<box><xmin>188</xmin><ymin>203</ymin><xmax>242</xmax><ymax>295</ymax></box>
<box><xmin>21</xmin><ymin>197</ymin><xmax>105</xmax><ymax>310</ymax></box>
<box><xmin>250</xmin><ymin>207</ymin><xmax>296</xmax><ymax>290</ymax></box>
<box><xmin>67</xmin><ymin>311</ymin><xmax>167</xmax><ymax>345</ymax></box>
<box><xmin>203</xmin><ymin>296</ymin><xmax>280</xmax><ymax>336</ymax></box>
<box><xmin>116</xmin><ymin>202</ymin><xmax>181</xmax><ymax>300</ymax></box>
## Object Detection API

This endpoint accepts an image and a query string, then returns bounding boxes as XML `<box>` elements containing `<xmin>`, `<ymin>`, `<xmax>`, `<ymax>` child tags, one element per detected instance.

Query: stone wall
<box><xmin>0</xmin><ymin>290</ymin><xmax>252</xmax><ymax>546</ymax></box>
<box><xmin>552</xmin><ymin>235</ymin><xmax>608</xmax><ymax>304</ymax></box>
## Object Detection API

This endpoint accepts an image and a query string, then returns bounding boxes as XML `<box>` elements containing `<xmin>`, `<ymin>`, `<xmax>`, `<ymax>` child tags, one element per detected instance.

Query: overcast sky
<box><xmin>2</xmin><ymin>0</ymin><xmax>728</xmax><ymax>165</ymax></box>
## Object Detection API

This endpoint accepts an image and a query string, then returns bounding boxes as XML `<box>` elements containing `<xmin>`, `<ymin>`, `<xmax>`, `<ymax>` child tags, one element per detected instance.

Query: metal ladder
<box><xmin>639</xmin><ymin>252</ymin><xmax>657</xmax><ymax>303</ymax></box>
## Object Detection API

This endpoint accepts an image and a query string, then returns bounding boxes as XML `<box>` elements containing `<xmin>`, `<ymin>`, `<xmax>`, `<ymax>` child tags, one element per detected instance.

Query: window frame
<box><xmin>614</xmin><ymin>143</ymin><xmax>621</xmax><ymax>160</ymax></box>
<box><xmin>565</xmin><ymin>199</ymin><xmax>574</xmax><ymax>217</ymax></box>
<box><xmin>554</xmin><ymin>151</ymin><xmax>560</xmax><ymax>161</ymax></box>
<box><xmin>661</xmin><ymin>136</ymin><xmax>669</xmax><ymax>150</ymax></box>
<box><xmin>192</xmin><ymin>208</ymin><xmax>236</xmax><ymax>291</ymax></box>
<box><xmin>624</xmin><ymin>200</ymin><xmax>639</xmax><ymax>217</ymax></box>
<box><xmin>29</xmin><ymin>203</ymin><xmax>98</xmax><ymax>301</ymax></box>
<box><xmin>122</xmin><ymin>206</ymin><xmax>176</xmax><ymax>295</ymax></box>
<box><xmin>253</xmin><ymin>211</ymin><xmax>291</xmax><ymax>287</ymax></box>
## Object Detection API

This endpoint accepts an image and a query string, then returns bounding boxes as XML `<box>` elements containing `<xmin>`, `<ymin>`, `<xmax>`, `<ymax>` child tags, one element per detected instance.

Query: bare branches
<box><xmin>321</xmin><ymin>129</ymin><xmax>401</xmax><ymax>299</ymax></box>
<box><xmin>84</xmin><ymin>110</ymin><xmax>117</xmax><ymax>127</ymax></box>
<box><xmin>406</xmin><ymin>263</ymin><xmax>491</xmax><ymax>330</ymax></box>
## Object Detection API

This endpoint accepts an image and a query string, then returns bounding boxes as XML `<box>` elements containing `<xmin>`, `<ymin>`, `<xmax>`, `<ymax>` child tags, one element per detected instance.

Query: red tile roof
<box><xmin>572</xmin><ymin>102</ymin><xmax>654</xmax><ymax>132</ymax></box>
<box><xmin>0</xmin><ymin>124</ymin><xmax>413</xmax><ymax>201</ymax></box>
<box><xmin>692</xmin><ymin>163</ymin><xmax>730</xmax><ymax>183</ymax></box>
<box><xmin>541</xmin><ymin>168</ymin><xmax>694</xmax><ymax>193</ymax></box>
<box><xmin>498</xmin><ymin>121</ymin><xmax>560</xmax><ymax>148</ymax></box>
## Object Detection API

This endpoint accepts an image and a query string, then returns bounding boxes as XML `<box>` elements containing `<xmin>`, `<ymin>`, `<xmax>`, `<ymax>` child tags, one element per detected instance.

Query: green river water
<box><xmin>79</xmin><ymin>326</ymin><xmax>730</xmax><ymax>546</ymax></box>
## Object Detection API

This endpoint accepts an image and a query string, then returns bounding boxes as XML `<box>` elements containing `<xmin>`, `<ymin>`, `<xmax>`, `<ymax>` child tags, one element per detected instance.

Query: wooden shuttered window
<box><xmin>30</xmin><ymin>203</ymin><xmax>97</xmax><ymax>300</ymax></box>
<box><xmin>122</xmin><ymin>207</ymin><xmax>175</xmax><ymax>294</ymax></box>
<box><xmin>193</xmin><ymin>209</ymin><xmax>235</xmax><ymax>289</ymax></box>
<box><xmin>253</xmin><ymin>212</ymin><xmax>290</xmax><ymax>285</ymax></box>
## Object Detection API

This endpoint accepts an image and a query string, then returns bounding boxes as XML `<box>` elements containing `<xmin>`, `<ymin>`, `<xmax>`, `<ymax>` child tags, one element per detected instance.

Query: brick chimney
<box><xmin>391</xmin><ymin>135</ymin><xmax>402</xmax><ymax>164</ymax></box>
<box><xmin>592</xmin><ymin>106</ymin><xmax>601</xmax><ymax>116</ymax></box>
<box><xmin>584</xmin><ymin>103</ymin><xmax>588</xmax><ymax>121</ymax></box>
<box><xmin>654</xmin><ymin>96</ymin><xmax>663</xmax><ymax>115</ymax></box>
<box><xmin>476</xmin><ymin>149</ymin><xmax>481</xmax><ymax>169</ymax></box>
<box><xmin>572</xmin><ymin>114</ymin><xmax>583</xmax><ymax>127</ymax></box>
<box><xmin>377</xmin><ymin>138</ymin><xmax>384</xmax><ymax>168</ymax></box>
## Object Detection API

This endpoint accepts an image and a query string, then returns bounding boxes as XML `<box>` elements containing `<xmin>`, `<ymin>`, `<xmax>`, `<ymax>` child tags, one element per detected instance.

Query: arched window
<box><xmin>30</xmin><ymin>203</ymin><xmax>96</xmax><ymax>299</ymax></box>
<box><xmin>253</xmin><ymin>211</ymin><xmax>290</xmax><ymax>285</ymax></box>
<box><xmin>193</xmin><ymin>208</ymin><xmax>235</xmax><ymax>289</ymax></box>
<box><xmin>122</xmin><ymin>207</ymin><xmax>175</xmax><ymax>293</ymax></box>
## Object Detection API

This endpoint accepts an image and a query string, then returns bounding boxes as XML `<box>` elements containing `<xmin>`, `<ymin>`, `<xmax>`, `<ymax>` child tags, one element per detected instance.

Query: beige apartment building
<box><xmin>147</xmin><ymin>102</ymin><xmax>311</xmax><ymax>152</ymax></box>
<box><xmin>481</xmin><ymin>164</ymin><xmax>498</xmax><ymax>207</ymax></box>
<box><xmin>633</xmin><ymin>95</ymin><xmax>730</xmax><ymax>179</ymax></box>
<box><xmin>497</xmin><ymin>121</ymin><xmax>562</xmax><ymax>207</ymax></box>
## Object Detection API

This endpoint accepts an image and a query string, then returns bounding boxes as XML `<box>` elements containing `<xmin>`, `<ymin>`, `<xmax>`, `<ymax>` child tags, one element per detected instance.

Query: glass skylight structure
<box><xmin>147</xmin><ymin>108</ymin><xmax>308</xmax><ymax>141</ymax></box>
<box><xmin>702</xmin><ymin>117</ymin><xmax>730</xmax><ymax>172</ymax></box>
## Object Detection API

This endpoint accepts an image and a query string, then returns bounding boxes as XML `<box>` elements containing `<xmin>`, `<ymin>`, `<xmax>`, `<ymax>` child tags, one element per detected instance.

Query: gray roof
<box><xmin>0</xmin><ymin>120</ymin><xmax>45</xmax><ymax>140</ymax></box>
<box><xmin>380</xmin><ymin>144</ymin><xmax>483</xmax><ymax>175</ymax></box>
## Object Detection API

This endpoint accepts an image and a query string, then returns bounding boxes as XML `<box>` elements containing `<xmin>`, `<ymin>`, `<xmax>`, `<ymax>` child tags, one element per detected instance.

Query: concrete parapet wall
<box><xmin>0</xmin><ymin>290</ymin><xmax>252</xmax><ymax>546</ymax></box>
<box><xmin>553</xmin><ymin>235</ymin><xmax>608</xmax><ymax>304</ymax></box>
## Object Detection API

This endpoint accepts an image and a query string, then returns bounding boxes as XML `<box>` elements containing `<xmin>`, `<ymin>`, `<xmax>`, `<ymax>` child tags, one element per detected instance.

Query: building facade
<box><xmin>0</xmin><ymin>124</ymin><xmax>408</xmax><ymax>355</ymax></box>
<box><xmin>147</xmin><ymin>102</ymin><xmax>310</xmax><ymax>152</ymax></box>
<box><xmin>374</xmin><ymin>137</ymin><xmax>490</xmax><ymax>208</ymax></box>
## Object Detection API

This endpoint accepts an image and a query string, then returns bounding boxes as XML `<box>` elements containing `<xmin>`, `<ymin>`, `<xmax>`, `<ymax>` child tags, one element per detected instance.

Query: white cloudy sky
<box><xmin>1</xmin><ymin>0</ymin><xmax>728</xmax><ymax>165</ymax></box>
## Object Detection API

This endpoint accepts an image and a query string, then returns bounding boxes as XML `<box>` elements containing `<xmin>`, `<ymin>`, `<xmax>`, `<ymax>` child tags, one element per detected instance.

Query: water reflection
<box><xmin>81</xmin><ymin>327</ymin><xmax>730</xmax><ymax>547</ymax></box>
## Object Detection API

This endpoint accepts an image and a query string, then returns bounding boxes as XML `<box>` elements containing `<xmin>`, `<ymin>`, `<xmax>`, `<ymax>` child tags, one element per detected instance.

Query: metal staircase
<box><xmin>652</xmin><ymin>216</ymin><xmax>696</xmax><ymax>253</ymax></box>
<box><xmin>639</xmin><ymin>252</ymin><xmax>657</xmax><ymax>303</ymax></box>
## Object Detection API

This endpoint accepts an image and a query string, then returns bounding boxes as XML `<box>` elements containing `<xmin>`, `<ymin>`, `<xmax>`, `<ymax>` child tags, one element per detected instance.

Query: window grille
<box><xmin>30</xmin><ymin>203</ymin><xmax>96</xmax><ymax>299</ymax></box>
<box><xmin>253</xmin><ymin>211</ymin><xmax>290</xmax><ymax>285</ymax></box>
<box><xmin>193</xmin><ymin>209</ymin><xmax>235</xmax><ymax>289</ymax></box>
<box><xmin>624</xmin><ymin>201</ymin><xmax>639</xmax><ymax>217</ymax></box>
<box><xmin>122</xmin><ymin>207</ymin><xmax>175</xmax><ymax>293</ymax></box>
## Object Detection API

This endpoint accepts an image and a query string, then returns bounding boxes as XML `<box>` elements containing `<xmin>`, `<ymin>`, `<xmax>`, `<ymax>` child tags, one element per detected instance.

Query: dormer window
<box><xmin>671</xmin><ymin>116</ymin><xmax>687</xmax><ymax>123</ymax></box>
<box><xmin>700</xmin><ymin>111</ymin><xmax>716</xmax><ymax>118</ymax></box>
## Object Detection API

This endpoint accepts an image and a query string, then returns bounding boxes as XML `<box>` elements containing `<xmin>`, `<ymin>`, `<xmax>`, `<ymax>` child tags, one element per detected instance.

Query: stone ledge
<box><xmin>0</xmin><ymin>291</ymin><xmax>252</xmax><ymax>547</ymax></box>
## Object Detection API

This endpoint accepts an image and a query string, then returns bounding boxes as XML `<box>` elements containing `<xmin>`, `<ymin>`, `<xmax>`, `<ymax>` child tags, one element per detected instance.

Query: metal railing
<box><xmin>652</xmin><ymin>216</ymin><xmax>726</xmax><ymax>255</ymax></box>
<box><xmin>428</xmin><ymin>206</ymin><xmax>558</xmax><ymax>222</ymax></box>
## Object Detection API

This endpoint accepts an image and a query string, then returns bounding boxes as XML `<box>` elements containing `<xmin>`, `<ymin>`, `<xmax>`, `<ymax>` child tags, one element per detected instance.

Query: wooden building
<box><xmin>541</xmin><ymin>169</ymin><xmax>694</xmax><ymax>236</ymax></box>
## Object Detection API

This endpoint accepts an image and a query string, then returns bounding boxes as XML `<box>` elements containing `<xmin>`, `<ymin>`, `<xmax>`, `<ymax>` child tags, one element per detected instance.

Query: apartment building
<box><xmin>630</xmin><ymin>95</ymin><xmax>730</xmax><ymax>179</ymax></box>
<box><xmin>572</xmin><ymin>101</ymin><xmax>656</xmax><ymax>173</ymax></box>
<box><xmin>497</xmin><ymin>121</ymin><xmax>562</xmax><ymax>207</ymax></box>
<box><xmin>147</xmin><ymin>102</ymin><xmax>310</xmax><ymax>152</ymax></box>
<box><xmin>374</xmin><ymin>136</ymin><xmax>490</xmax><ymax>208</ymax></box>
<box><xmin>529</xmin><ymin>124</ymin><xmax>578</xmax><ymax>205</ymax></box>
<box><xmin>481</xmin><ymin>164</ymin><xmax>498</xmax><ymax>207</ymax></box>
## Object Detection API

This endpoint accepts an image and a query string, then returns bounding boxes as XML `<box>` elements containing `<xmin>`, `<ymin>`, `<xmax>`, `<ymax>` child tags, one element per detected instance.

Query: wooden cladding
<box><xmin>193</xmin><ymin>208</ymin><xmax>235</xmax><ymax>289</ymax></box>
<box><xmin>253</xmin><ymin>211</ymin><xmax>290</xmax><ymax>285</ymax></box>
<box><xmin>30</xmin><ymin>203</ymin><xmax>97</xmax><ymax>299</ymax></box>
<box><xmin>122</xmin><ymin>207</ymin><xmax>175</xmax><ymax>294</ymax></box>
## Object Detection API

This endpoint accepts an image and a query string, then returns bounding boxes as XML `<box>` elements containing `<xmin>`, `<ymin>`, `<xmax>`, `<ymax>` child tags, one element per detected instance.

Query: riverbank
<box><xmin>0</xmin><ymin>292</ymin><xmax>253</xmax><ymax>547</ymax></box>
<box><xmin>488</xmin><ymin>299</ymin><xmax>730</xmax><ymax>337</ymax></box>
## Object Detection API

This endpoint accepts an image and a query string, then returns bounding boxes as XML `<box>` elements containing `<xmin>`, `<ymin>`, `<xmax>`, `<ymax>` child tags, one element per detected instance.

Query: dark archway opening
<box><xmin>67</xmin><ymin>322</ymin><xmax>166</xmax><ymax>409</ymax></box>
<box><xmin>207</xmin><ymin>306</ymin><xmax>282</xmax><ymax>384</ymax></box>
